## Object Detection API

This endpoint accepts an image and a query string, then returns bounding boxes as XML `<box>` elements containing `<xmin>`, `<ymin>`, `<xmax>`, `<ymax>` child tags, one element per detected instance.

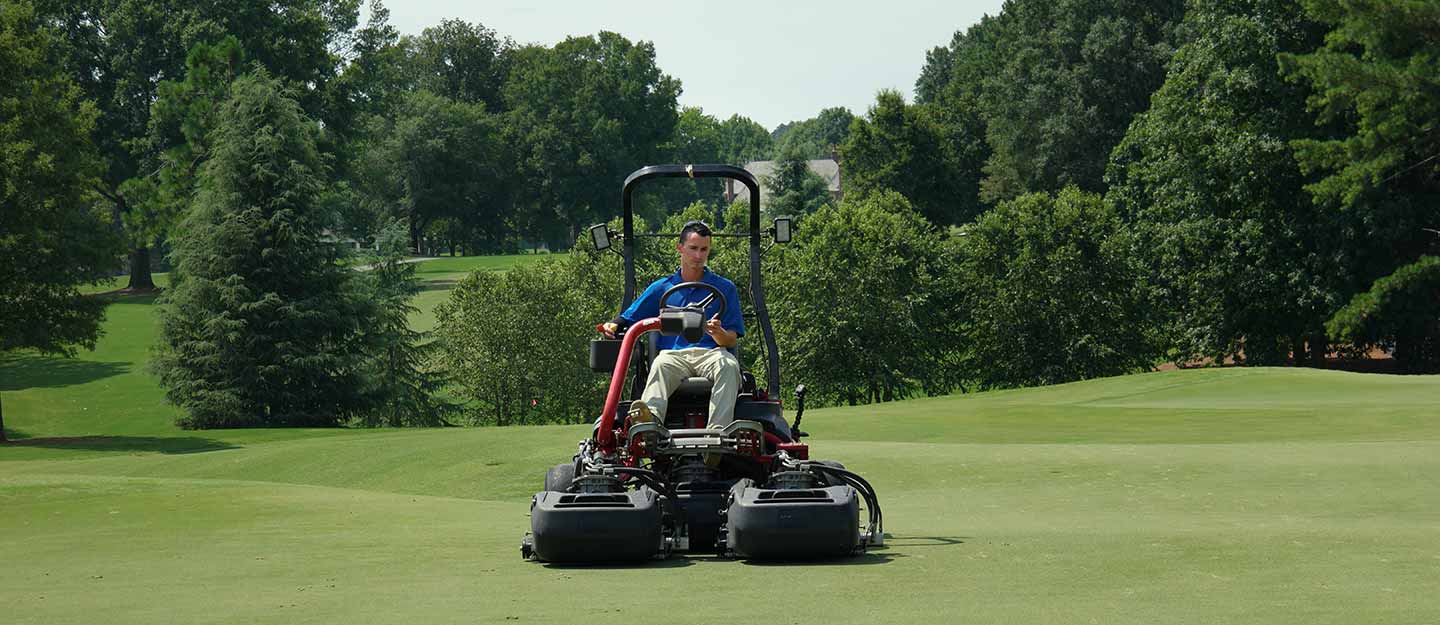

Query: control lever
<box><xmin>791</xmin><ymin>384</ymin><xmax>808</xmax><ymax>438</ymax></box>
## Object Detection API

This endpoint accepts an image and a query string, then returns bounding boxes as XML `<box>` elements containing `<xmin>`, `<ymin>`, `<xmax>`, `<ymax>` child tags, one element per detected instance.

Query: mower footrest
<box><xmin>725</xmin><ymin>479</ymin><xmax>860</xmax><ymax>559</ymax></box>
<box><xmin>529</xmin><ymin>489</ymin><xmax>664</xmax><ymax>563</ymax></box>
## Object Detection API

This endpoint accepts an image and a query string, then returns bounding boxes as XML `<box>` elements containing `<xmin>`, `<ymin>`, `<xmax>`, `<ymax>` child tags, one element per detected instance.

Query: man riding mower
<box><xmin>520</xmin><ymin>164</ymin><xmax>883</xmax><ymax>563</ymax></box>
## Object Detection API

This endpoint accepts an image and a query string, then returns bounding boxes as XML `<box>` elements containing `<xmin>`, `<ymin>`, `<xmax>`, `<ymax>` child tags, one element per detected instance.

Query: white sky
<box><xmin>382</xmin><ymin>0</ymin><xmax>1005</xmax><ymax>131</ymax></box>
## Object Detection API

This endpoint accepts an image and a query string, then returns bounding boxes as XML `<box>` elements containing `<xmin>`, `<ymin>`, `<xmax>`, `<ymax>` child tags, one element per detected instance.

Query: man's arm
<box><xmin>600</xmin><ymin>278</ymin><xmax>666</xmax><ymax>338</ymax></box>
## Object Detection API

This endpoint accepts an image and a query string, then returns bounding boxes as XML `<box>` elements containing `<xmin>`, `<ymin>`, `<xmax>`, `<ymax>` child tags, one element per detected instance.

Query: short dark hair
<box><xmin>680</xmin><ymin>220</ymin><xmax>712</xmax><ymax>244</ymax></box>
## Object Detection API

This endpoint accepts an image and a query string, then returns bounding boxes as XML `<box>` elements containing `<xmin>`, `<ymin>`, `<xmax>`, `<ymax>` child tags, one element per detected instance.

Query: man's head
<box><xmin>677</xmin><ymin>220</ymin><xmax>712</xmax><ymax>274</ymax></box>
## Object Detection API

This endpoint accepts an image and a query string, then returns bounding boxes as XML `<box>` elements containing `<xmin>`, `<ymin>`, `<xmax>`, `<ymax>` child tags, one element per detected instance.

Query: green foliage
<box><xmin>323</xmin><ymin>0</ymin><xmax>407</xmax><ymax>155</ymax></box>
<box><xmin>915</xmin><ymin>15</ymin><xmax>1001</xmax><ymax>225</ymax></box>
<box><xmin>352</xmin><ymin>220</ymin><xmax>457</xmax><ymax>426</ymax></box>
<box><xmin>771</xmin><ymin>107</ymin><xmax>854</xmax><ymax>159</ymax></box>
<box><xmin>121</xmin><ymin>36</ymin><xmax>247</xmax><ymax>249</ymax></box>
<box><xmin>502</xmin><ymin>32</ymin><xmax>681</xmax><ymax>247</ymax></box>
<box><xmin>1326</xmin><ymin>256</ymin><xmax>1440</xmax><ymax>372</ymax></box>
<box><xmin>0</xmin><ymin>0</ymin><xmax>122</xmax><ymax>356</ymax></box>
<box><xmin>763</xmin><ymin>144</ymin><xmax>831</xmax><ymax>219</ymax></box>
<box><xmin>434</xmin><ymin>257</ymin><xmax>602</xmax><ymax>425</ymax></box>
<box><xmin>920</xmin><ymin>0</ymin><xmax>1182</xmax><ymax>203</ymax></box>
<box><xmin>767</xmin><ymin>191</ymin><xmax>953</xmax><ymax>405</ymax></box>
<box><xmin>842</xmin><ymin>90</ymin><xmax>968</xmax><ymax>225</ymax></box>
<box><xmin>39</xmin><ymin>0</ymin><xmax>362</xmax><ymax>284</ymax></box>
<box><xmin>953</xmin><ymin>188</ymin><xmax>1158</xmax><ymax>389</ymax></box>
<box><xmin>151</xmin><ymin>72</ymin><xmax>369</xmax><ymax>428</ymax></box>
<box><xmin>406</xmin><ymin>18</ymin><xmax>511</xmax><ymax>110</ymax></box>
<box><xmin>1281</xmin><ymin>0</ymin><xmax>1440</xmax><ymax>209</ymax></box>
<box><xmin>716</xmin><ymin>114</ymin><xmax>773</xmax><ymax>164</ymax></box>
<box><xmin>1106</xmin><ymin>0</ymin><xmax>1336</xmax><ymax>365</ymax></box>
<box><xmin>360</xmin><ymin>90</ymin><xmax>509</xmax><ymax>252</ymax></box>
<box><xmin>672</xmin><ymin>107</ymin><xmax>722</xmax><ymax>164</ymax></box>
<box><xmin>1281</xmin><ymin>0</ymin><xmax>1440</xmax><ymax>364</ymax></box>
<box><xmin>648</xmin><ymin>106</ymin><xmax>726</xmax><ymax>213</ymax></box>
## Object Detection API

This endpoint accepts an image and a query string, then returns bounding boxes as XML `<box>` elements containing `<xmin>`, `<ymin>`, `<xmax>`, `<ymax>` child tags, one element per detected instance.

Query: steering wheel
<box><xmin>660</xmin><ymin>281</ymin><xmax>726</xmax><ymax>318</ymax></box>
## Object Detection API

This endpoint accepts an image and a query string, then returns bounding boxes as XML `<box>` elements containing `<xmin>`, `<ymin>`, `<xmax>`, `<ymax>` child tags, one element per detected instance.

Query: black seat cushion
<box><xmin>671</xmin><ymin>377</ymin><xmax>713</xmax><ymax>401</ymax></box>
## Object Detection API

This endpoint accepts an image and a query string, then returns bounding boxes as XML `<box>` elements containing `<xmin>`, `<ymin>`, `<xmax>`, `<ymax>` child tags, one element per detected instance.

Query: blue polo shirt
<box><xmin>619</xmin><ymin>267</ymin><xmax>744</xmax><ymax>351</ymax></box>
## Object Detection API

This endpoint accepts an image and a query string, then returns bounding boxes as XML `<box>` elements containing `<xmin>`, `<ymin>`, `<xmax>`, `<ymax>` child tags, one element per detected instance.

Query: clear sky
<box><xmin>382</xmin><ymin>0</ymin><xmax>1006</xmax><ymax>131</ymax></box>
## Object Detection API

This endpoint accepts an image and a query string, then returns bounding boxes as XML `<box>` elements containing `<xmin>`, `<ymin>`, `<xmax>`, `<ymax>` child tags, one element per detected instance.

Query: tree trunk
<box><xmin>1309</xmin><ymin>333</ymin><xmax>1328</xmax><ymax>368</ymax></box>
<box><xmin>1</xmin><ymin>392</ymin><xmax>8</xmax><ymax>442</ymax></box>
<box><xmin>126</xmin><ymin>246</ymin><xmax>156</xmax><ymax>290</ymax></box>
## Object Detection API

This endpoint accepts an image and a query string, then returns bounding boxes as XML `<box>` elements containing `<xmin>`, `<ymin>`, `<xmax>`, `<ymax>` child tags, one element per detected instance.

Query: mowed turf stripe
<box><xmin>2</xmin><ymin>425</ymin><xmax>591</xmax><ymax>501</ymax></box>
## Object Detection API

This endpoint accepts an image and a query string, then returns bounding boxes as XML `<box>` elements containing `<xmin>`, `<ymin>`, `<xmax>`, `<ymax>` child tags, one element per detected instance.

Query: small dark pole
<box><xmin>1</xmin><ymin>392</ymin><xmax>8</xmax><ymax>442</ymax></box>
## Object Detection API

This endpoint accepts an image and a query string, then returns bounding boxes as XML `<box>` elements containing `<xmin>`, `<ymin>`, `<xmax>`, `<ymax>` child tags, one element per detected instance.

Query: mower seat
<box><xmin>671</xmin><ymin>377</ymin><xmax>714</xmax><ymax>400</ymax></box>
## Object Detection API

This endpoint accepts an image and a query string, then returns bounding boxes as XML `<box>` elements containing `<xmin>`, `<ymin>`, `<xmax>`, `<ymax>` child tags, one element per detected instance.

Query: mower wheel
<box><xmin>544</xmin><ymin>462</ymin><xmax>577</xmax><ymax>492</ymax></box>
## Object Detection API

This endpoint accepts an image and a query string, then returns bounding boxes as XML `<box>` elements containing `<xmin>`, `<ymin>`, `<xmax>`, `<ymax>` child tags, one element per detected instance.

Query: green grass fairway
<box><xmin>0</xmin><ymin>254</ymin><xmax>540</xmax><ymax>444</ymax></box>
<box><xmin>3</xmin><ymin>368</ymin><xmax>1439</xmax><ymax>624</ymax></box>
<box><xmin>408</xmin><ymin>254</ymin><xmax>549</xmax><ymax>332</ymax></box>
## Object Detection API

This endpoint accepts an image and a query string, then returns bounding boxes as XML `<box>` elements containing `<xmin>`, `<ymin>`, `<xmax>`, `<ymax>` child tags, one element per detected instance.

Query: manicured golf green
<box><xmin>3</xmin><ymin>253</ymin><xmax>1437</xmax><ymax>624</ymax></box>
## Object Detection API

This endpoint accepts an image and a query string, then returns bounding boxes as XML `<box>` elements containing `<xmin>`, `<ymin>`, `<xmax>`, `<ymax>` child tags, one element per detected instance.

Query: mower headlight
<box><xmin>772</xmin><ymin>216</ymin><xmax>793</xmax><ymax>244</ymax></box>
<box><xmin>589</xmin><ymin>223</ymin><xmax>613</xmax><ymax>251</ymax></box>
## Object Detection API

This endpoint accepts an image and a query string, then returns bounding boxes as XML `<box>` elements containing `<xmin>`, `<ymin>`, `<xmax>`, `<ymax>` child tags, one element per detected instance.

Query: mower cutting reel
<box><xmin>521</xmin><ymin>164</ymin><xmax>883</xmax><ymax>563</ymax></box>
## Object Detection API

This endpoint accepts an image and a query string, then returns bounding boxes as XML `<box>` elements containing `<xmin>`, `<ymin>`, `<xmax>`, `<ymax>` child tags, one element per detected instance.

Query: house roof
<box><xmin>733</xmin><ymin>158</ymin><xmax>841</xmax><ymax>204</ymax></box>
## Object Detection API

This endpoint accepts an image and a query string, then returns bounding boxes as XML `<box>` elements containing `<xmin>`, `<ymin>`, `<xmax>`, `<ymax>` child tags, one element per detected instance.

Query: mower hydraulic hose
<box><xmin>808</xmin><ymin>464</ymin><xmax>884</xmax><ymax>545</ymax></box>
<box><xmin>596</xmin><ymin>317</ymin><xmax>662</xmax><ymax>451</ymax></box>
<box><xmin>622</xmin><ymin>466</ymin><xmax>682</xmax><ymax>520</ymax></box>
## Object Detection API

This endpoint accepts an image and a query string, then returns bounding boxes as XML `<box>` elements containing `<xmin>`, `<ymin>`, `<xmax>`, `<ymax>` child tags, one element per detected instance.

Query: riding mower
<box><xmin>520</xmin><ymin>164</ymin><xmax>883</xmax><ymax>563</ymax></box>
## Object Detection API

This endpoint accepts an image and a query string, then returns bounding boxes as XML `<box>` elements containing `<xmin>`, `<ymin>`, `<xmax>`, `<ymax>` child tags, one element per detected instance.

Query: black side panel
<box><xmin>530</xmin><ymin>489</ymin><xmax>663</xmax><ymax>563</ymax></box>
<box><xmin>733</xmin><ymin>400</ymin><xmax>792</xmax><ymax>441</ymax></box>
<box><xmin>589</xmin><ymin>339</ymin><xmax>621</xmax><ymax>373</ymax></box>
<box><xmin>725</xmin><ymin>479</ymin><xmax>860</xmax><ymax>559</ymax></box>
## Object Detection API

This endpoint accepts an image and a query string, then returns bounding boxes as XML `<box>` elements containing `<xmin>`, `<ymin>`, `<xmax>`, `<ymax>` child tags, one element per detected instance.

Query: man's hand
<box><xmin>705</xmin><ymin>314</ymin><xmax>736</xmax><ymax>347</ymax></box>
<box><xmin>599</xmin><ymin>321</ymin><xmax>619</xmax><ymax>339</ymax></box>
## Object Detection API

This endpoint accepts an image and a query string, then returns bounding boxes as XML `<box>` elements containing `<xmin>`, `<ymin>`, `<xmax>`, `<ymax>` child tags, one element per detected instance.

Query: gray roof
<box><xmin>733</xmin><ymin>159</ymin><xmax>841</xmax><ymax>205</ymax></box>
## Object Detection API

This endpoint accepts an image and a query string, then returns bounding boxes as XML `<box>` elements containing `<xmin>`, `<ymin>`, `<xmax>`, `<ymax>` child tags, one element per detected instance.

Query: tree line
<box><xmin>3</xmin><ymin>0</ymin><xmax>1436</xmax><ymax>432</ymax></box>
<box><xmin>437</xmin><ymin>0</ymin><xmax>1440</xmax><ymax>421</ymax></box>
<box><xmin>850</xmin><ymin>0</ymin><xmax>1439</xmax><ymax>374</ymax></box>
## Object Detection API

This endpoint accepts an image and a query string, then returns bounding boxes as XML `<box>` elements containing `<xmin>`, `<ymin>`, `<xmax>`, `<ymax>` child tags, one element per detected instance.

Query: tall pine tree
<box><xmin>353</xmin><ymin>220</ymin><xmax>455</xmax><ymax>427</ymax></box>
<box><xmin>152</xmin><ymin>71</ymin><xmax>369</xmax><ymax>428</ymax></box>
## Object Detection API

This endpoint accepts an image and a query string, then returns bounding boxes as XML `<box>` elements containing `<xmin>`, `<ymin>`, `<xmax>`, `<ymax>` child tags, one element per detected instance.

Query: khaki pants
<box><xmin>638</xmin><ymin>347</ymin><xmax>741</xmax><ymax>427</ymax></box>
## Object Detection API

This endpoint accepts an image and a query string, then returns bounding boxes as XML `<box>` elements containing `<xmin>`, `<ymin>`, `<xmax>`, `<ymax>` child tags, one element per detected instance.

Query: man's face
<box><xmin>677</xmin><ymin>233</ymin><xmax>711</xmax><ymax>273</ymax></box>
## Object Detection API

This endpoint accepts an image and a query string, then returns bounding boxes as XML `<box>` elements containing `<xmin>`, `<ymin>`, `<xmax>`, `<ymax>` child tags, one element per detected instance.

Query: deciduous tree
<box><xmin>716</xmin><ymin>114</ymin><xmax>772</xmax><ymax>165</ymax></box>
<box><xmin>952</xmin><ymin>189</ymin><xmax>1157</xmax><ymax>389</ymax></box>
<box><xmin>0</xmin><ymin>1</ymin><xmax>123</xmax><ymax>441</ymax></box>
<box><xmin>38</xmin><ymin>0</ymin><xmax>362</xmax><ymax>289</ymax></box>
<box><xmin>973</xmin><ymin>0</ymin><xmax>1183</xmax><ymax>202</ymax></box>
<box><xmin>772</xmin><ymin>107</ymin><xmax>854</xmax><ymax>159</ymax></box>
<box><xmin>502</xmin><ymin>32</ymin><xmax>681</xmax><ymax>248</ymax></box>
<box><xmin>842</xmin><ymin>90</ymin><xmax>967</xmax><ymax>225</ymax></box>
<box><xmin>767</xmin><ymin>191</ymin><xmax>952</xmax><ymax>405</ymax></box>
<box><xmin>1106</xmin><ymin>0</ymin><xmax>1336</xmax><ymax>365</ymax></box>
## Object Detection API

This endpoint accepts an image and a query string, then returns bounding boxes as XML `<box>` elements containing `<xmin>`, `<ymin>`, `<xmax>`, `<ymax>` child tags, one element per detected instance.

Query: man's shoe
<box><xmin>627</xmin><ymin>400</ymin><xmax>654</xmax><ymax>427</ymax></box>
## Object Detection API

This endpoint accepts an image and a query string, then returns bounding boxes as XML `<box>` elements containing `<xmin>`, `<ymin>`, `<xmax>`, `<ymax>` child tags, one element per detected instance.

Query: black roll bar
<box><xmin>619</xmin><ymin>164</ymin><xmax>781</xmax><ymax>395</ymax></box>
